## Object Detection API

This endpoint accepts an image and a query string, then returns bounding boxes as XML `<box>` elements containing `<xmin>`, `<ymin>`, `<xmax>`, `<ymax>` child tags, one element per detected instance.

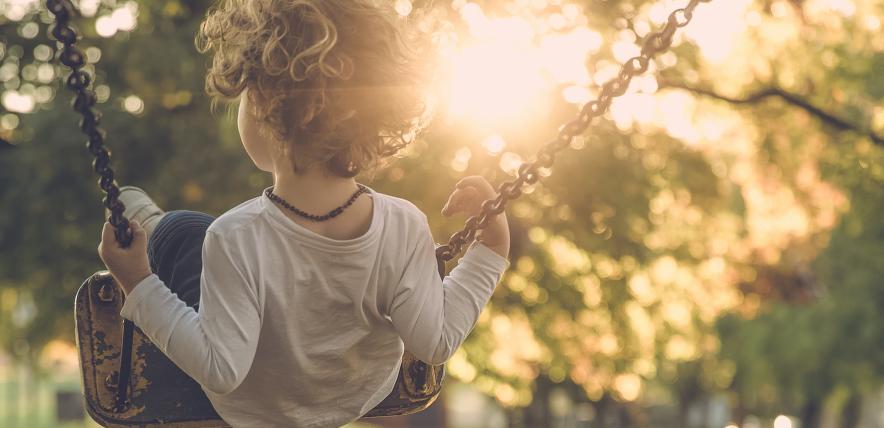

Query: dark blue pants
<box><xmin>147</xmin><ymin>210</ymin><xmax>215</xmax><ymax>309</ymax></box>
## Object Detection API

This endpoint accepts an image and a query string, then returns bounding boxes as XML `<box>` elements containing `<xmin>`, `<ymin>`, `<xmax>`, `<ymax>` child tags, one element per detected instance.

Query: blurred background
<box><xmin>1</xmin><ymin>0</ymin><xmax>882</xmax><ymax>427</ymax></box>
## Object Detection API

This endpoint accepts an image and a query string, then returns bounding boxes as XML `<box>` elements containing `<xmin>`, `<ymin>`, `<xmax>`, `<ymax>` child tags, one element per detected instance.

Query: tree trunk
<box><xmin>523</xmin><ymin>376</ymin><xmax>552</xmax><ymax>427</ymax></box>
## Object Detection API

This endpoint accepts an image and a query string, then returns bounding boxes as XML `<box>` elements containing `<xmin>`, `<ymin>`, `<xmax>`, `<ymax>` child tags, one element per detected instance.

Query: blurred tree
<box><xmin>717</xmin><ymin>144</ymin><xmax>884</xmax><ymax>428</ymax></box>
<box><xmin>0</xmin><ymin>0</ymin><xmax>260</xmax><ymax>358</ymax></box>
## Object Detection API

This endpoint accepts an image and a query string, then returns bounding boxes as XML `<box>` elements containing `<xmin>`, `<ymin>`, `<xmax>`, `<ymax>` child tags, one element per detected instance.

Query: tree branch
<box><xmin>658</xmin><ymin>80</ymin><xmax>883</xmax><ymax>146</ymax></box>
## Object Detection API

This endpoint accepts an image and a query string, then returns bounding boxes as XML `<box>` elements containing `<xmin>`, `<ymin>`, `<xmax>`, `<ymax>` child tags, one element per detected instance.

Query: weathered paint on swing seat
<box><xmin>75</xmin><ymin>271</ymin><xmax>444</xmax><ymax>427</ymax></box>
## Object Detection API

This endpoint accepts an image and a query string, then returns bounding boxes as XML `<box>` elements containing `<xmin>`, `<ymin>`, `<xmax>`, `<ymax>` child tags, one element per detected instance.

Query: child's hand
<box><xmin>442</xmin><ymin>176</ymin><xmax>510</xmax><ymax>259</ymax></box>
<box><xmin>98</xmin><ymin>220</ymin><xmax>152</xmax><ymax>295</ymax></box>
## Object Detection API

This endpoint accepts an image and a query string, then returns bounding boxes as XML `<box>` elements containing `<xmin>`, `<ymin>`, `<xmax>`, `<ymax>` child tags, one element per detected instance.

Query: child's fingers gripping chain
<box><xmin>98</xmin><ymin>220</ymin><xmax>146</xmax><ymax>261</ymax></box>
<box><xmin>98</xmin><ymin>220</ymin><xmax>151</xmax><ymax>293</ymax></box>
<box><xmin>444</xmin><ymin>175</ymin><xmax>497</xmax><ymax>217</ymax></box>
<box><xmin>443</xmin><ymin>186</ymin><xmax>481</xmax><ymax>217</ymax></box>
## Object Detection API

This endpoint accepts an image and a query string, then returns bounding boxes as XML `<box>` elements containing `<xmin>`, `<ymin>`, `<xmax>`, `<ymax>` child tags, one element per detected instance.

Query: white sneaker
<box><xmin>108</xmin><ymin>186</ymin><xmax>167</xmax><ymax>238</ymax></box>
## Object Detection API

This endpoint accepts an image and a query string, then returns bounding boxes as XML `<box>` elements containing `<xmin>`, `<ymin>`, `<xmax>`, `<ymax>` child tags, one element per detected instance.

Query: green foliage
<box><xmin>0</xmin><ymin>0</ymin><xmax>262</xmax><ymax>359</ymax></box>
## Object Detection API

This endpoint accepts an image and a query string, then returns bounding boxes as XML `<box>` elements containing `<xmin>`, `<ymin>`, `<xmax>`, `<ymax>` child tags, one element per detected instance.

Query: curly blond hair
<box><xmin>197</xmin><ymin>0</ymin><xmax>432</xmax><ymax>177</ymax></box>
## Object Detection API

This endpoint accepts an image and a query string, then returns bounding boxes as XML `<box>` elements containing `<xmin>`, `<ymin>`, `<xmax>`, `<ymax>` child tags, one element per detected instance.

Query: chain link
<box><xmin>47</xmin><ymin>0</ymin><xmax>132</xmax><ymax>247</ymax></box>
<box><xmin>436</xmin><ymin>0</ymin><xmax>709</xmax><ymax>263</ymax></box>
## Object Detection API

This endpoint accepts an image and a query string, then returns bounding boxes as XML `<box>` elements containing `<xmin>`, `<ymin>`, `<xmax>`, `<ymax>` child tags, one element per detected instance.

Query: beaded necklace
<box><xmin>265</xmin><ymin>184</ymin><xmax>369</xmax><ymax>222</ymax></box>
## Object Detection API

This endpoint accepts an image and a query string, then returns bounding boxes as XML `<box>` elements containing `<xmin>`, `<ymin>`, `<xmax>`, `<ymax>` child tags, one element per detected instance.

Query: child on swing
<box><xmin>97</xmin><ymin>1</ymin><xmax>510</xmax><ymax>427</ymax></box>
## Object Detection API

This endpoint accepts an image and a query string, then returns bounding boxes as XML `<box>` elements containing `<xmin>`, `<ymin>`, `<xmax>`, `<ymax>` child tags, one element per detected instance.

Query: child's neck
<box><xmin>270</xmin><ymin>165</ymin><xmax>373</xmax><ymax>240</ymax></box>
<box><xmin>273</xmin><ymin>167</ymin><xmax>360</xmax><ymax>213</ymax></box>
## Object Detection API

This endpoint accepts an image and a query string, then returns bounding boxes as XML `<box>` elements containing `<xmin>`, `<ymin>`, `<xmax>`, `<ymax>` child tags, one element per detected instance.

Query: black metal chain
<box><xmin>435</xmin><ymin>0</ymin><xmax>709</xmax><ymax>263</ymax></box>
<box><xmin>46</xmin><ymin>0</ymin><xmax>135</xmax><ymax>413</ymax></box>
<box><xmin>46</xmin><ymin>0</ymin><xmax>132</xmax><ymax>247</ymax></box>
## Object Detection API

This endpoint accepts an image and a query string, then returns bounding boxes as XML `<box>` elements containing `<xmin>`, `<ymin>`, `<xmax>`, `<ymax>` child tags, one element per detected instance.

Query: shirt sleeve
<box><xmin>120</xmin><ymin>230</ymin><xmax>262</xmax><ymax>395</ymax></box>
<box><xmin>387</xmin><ymin>216</ymin><xmax>509</xmax><ymax>365</ymax></box>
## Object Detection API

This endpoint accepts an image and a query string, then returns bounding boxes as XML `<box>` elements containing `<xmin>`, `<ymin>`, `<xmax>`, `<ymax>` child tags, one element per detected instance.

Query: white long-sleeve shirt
<box><xmin>120</xmin><ymin>187</ymin><xmax>509</xmax><ymax>428</ymax></box>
